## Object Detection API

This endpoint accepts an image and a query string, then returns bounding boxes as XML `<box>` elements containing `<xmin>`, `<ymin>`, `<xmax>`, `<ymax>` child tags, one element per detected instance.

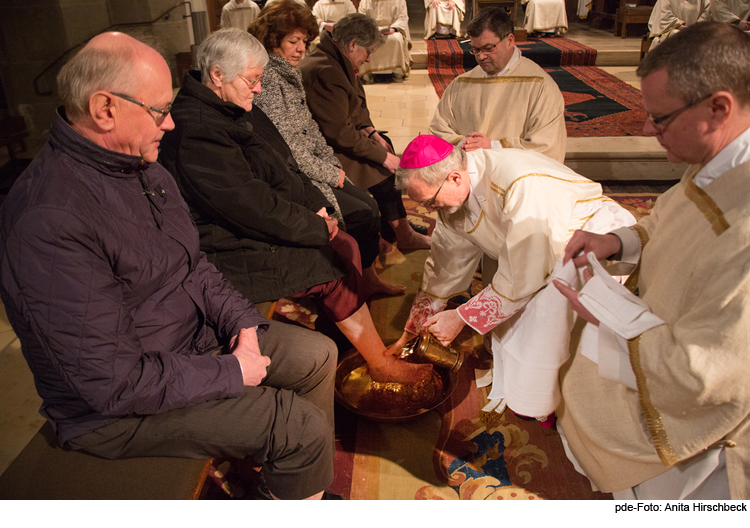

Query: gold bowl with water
<box><xmin>334</xmin><ymin>334</ymin><xmax>462</xmax><ymax>422</ymax></box>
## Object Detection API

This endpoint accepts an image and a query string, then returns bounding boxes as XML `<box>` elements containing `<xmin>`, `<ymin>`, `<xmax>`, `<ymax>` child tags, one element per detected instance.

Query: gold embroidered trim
<box><xmin>499</xmin><ymin>138</ymin><xmax>512</xmax><ymax>149</ymax></box>
<box><xmin>622</xmin><ymin>225</ymin><xmax>648</xmax><ymax>294</ymax></box>
<box><xmin>497</xmin><ymin>173</ymin><xmax>595</xmax><ymax>208</ymax></box>
<box><xmin>457</xmin><ymin>76</ymin><xmax>544</xmax><ymax>85</ymax></box>
<box><xmin>489</xmin><ymin>283</ymin><xmax>526</xmax><ymax>303</ymax></box>
<box><xmin>628</xmin><ymin>335</ymin><xmax>679</xmax><ymax>467</ymax></box>
<box><xmin>490</xmin><ymin>182</ymin><xmax>506</xmax><ymax>198</ymax></box>
<box><xmin>466</xmin><ymin>209</ymin><xmax>485</xmax><ymax>234</ymax></box>
<box><xmin>684</xmin><ymin>179</ymin><xmax>730</xmax><ymax>236</ymax></box>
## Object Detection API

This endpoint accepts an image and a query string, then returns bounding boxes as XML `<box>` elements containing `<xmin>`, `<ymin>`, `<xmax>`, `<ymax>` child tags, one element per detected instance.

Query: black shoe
<box><xmin>409</xmin><ymin>221</ymin><xmax>429</xmax><ymax>236</ymax></box>
<box><xmin>249</xmin><ymin>472</ymin><xmax>274</xmax><ymax>500</ymax></box>
<box><xmin>323</xmin><ymin>491</ymin><xmax>344</xmax><ymax>499</ymax></box>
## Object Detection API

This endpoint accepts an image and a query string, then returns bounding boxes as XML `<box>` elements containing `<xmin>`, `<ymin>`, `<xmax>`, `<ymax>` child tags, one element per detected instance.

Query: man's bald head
<box><xmin>58</xmin><ymin>32</ymin><xmax>168</xmax><ymax>123</ymax></box>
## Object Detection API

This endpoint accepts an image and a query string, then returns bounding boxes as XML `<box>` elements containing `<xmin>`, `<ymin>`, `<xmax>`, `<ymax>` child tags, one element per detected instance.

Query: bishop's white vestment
<box><xmin>423</xmin><ymin>0</ymin><xmax>465</xmax><ymax>39</ymax></box>
<box><xmin>648</xmin><ymin>0</ymin><xmax>710</xmax><ymax>50</ymax></box>
<box><xmin>522</xmin><ymin>0</ymin><xmax>569</xmax><ymax>35</ymax></box>
<box><xmin>220</xmin><ymin>0</ymin><xmax>260</xmax><ymax>30</ymax></box>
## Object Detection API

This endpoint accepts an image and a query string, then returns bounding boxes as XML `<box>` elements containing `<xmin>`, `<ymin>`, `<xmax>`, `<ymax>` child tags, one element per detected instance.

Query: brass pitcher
<box><xmin>399</xmin><ymin>333</ymin><xmax>462</xmax><ymax>371</ymax></box>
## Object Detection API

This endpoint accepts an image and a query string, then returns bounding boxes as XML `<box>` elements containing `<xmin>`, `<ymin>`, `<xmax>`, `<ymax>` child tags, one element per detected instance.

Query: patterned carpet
<box><xmin>199</xmin><ymin>192</ymin><xmax>660</xmax><ymax>500</ymax></box>
<box><xmin>426</xmin><ymin>38</ymin><xmax>647</xmax><ymax>137</ymax></box>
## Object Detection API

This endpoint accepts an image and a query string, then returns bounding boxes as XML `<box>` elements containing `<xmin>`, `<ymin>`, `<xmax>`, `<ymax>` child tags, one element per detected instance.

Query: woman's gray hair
<box><xmin>198</xmin><ymin>28</ymin><xmax>269</xmax><ymax>84</ymax></box>
<box><xmin>395</xmin><ymin>145</ymin><xmax>467</xmax><ymax>190</ymax></box>
<box><xmin>331</xmin><ymin>13</ymin><xmax>384</xmax><ymax>50</ymax></box>
<box><xmin>57</xmin><ymin>45</ymin><xmax>140</xmax><ymax>123</ymax></box>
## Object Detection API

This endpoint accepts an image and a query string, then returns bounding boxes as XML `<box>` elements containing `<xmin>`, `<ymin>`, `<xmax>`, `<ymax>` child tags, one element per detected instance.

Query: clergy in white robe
<box><xmin>357</xmin><ymin>0</ymin><xmax>411</xmax><ymax>79</ymax></box>
<box><xmin>429</xmin><ymin>7</ymin><xmax>567</xmax><ymax>162</ymax></box>
<box><xmin>264</xmin><ymin>0</ymin><xmax>310</xmax><ymax>7</ymax></box>
<box><xmin>220</xmin><ymin>0</ymin><xmax>260</xmax><ymax>30</ymax></box>
<box><xmin>554</xmin><ymin>21</ymin><xmax>750</xmax><ymax>500</ymax></box>
<box><xmin>647</xmin><ymin>0</ymin><xmax>710</xmax><ymax>50</ymax></box>
<box><xmin>312</xmin><ymin>0</ymin><xmax>357</xmax><ymax>33</ymax></box>
<box><xmin>424</xmin><ymin>0</ymin><xmax>465</xmax><ymax>39</ymax></box>
<box><xmin>393</xmin><ymin>136</ymin><xmax>635</xmax><ymax>420</ymax></box>
<box><xmin>522</xmin><ymin>0</ymin><xmax>569</xmax><ymax>36</ymax></box>
<box><xmin>710</xmin><ymin>0</ymin><xmax>750</xmax><ymax>30</ymax></box>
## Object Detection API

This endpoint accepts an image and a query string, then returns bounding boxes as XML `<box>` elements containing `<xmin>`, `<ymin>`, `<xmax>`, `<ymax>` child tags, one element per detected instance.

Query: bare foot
<box><xmin>396</xmin><ymin>232</ymin><xmax>432</xmax><ymax>251</ymax></box>
<box><xmin>363</xmin><ymin>266</ymin><xmax>406</xmax><ymax>297</ymax></box>
<box><xmin>368</xmin><ymin>355</ymin><xmax>432</xmax><ymax>384</ymax></box>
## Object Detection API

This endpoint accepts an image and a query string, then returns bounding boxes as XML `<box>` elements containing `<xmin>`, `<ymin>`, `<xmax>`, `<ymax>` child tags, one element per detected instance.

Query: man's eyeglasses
<box><xmin>110</xmin><ymin>92</ymin><xmax>172</xmax><ymax>126</ymax></box>
<box><xmin>468</xmin><ymin>40</ymin><xmax>502</xmax><ymax>56</ymax></box>
<box><xmin>647</xmin><ymin>93</ymin><xmax>713</xmax><ymax>131</ymax></box>
<box><xmin>111</xmin><ymin>93</ymin><xmax>172</xmax><ymax>125</ymax></box>
<box><xmin>238</xmin><ymin>73</ymin><xmax>263</xmax><ymax>89</ymax></box>
<box><xmin>421</xmin><ymin>175</ymin><xmax>450</xmax><ymax>208</ymax></box>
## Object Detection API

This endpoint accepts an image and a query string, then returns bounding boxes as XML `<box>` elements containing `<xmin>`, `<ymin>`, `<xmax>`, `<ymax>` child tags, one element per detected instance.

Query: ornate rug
<box><xmin>427</xmin><ymin>39</ymin><xmax>646</xmax><ymax>137</ymax></box>
<box><xmin>199</xmin><ymin>192</ymin><xmax>658</xmax><ymax>500</ymax></box>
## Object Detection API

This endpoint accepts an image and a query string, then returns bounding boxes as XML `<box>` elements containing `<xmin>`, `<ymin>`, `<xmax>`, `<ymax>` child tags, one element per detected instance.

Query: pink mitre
<box><xmin>400</xmin><ymin>134</ymin><xmax>453</xmax><ymax>169</ymax></box>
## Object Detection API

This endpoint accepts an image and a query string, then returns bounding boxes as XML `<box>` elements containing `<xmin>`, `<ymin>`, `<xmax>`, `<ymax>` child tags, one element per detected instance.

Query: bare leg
<box><xmin>335</xmin><ymin>304</ymin><xmax>432</xmax><ymax>384</ymax></box>
<box><xmin>363</xmin><ymin>264</ymin><xmax>406</xmax><ymax>297</ymax></box>
<box><xmin>391</xmin><ymin>218</ymin><xmax>431</xmax><ymax>250</ymax></box>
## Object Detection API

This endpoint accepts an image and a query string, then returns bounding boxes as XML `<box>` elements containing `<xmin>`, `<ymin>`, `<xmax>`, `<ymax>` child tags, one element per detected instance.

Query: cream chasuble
<box><xmin>428</xmin><ymin>57</ymin><xmax>567</xmax><ymax>163</ymax></box>
<box><xmin>423</xmin><ymin>0</ymin><xmax>465</xmax><ymax>39</ymax></box>
<box><xmin>357</xmin><ymin>0</ymin><xmax>411</xmax><ymax>77</ymax></box>
<box><xmin>648</xmin><ymin>0</ymin><xmax>710</xmax><ymax>50</ymax></box>
<box><xmin>558</xmin><ymin>159</ymin><xmax>750</xmax><ymax>499</ymax></box>
<box><xmin>522</xmin><ymin>0</ymin><xmax>569</xmax><ymax>35</ymax></box>
<box><xmin>710</xmin><ymin>0</ymin><xmax>750</xmax><ymax>23</ymax></box>
<box><xmin>404</xmin><ymin>149</ymin><xmax>635</xmax><ymax>418</ymax></box>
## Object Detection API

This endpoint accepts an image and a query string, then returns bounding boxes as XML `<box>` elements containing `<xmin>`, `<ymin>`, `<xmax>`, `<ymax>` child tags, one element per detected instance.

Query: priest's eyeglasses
<box><xmin>111</xmin><ymin>93</ymin><xmax>172</xmax><ymax>125</ymax></box>
<box><xmin>646</xmin><ymin>93</ymin><xmax>713</xmax><ymax>131</ymax></box>
<box><xmin>421</xmin><ymin>175</ymin><xmax>450</xmax><ymax>208</ymax></box>
<box><xmin>238</xmin><ymin>73</ymin><xmax>263</xmax><ymax>89</ymax></box>
<box><xmin>469</xmin><ymin>40</ymin><xmax>502</xmax><ymax>56</ymax></box>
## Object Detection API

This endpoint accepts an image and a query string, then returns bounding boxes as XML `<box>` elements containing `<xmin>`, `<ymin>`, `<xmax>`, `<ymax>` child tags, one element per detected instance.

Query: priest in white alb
<box><xmin>428</xmin><ymin>7</ymin><xmax>566</xmax><ymax>163</ymax></box>
<box><xmin>522</xmin><ymin>0</ymin><xmax>568</xmax><ymax>37</ymax></box>
<box><xmin>710</xmin><ymin>0</ymin><xmax>750</xmax><ymax>30</ymax></box>
<box><xmin>312</xmin><ymin>0</ymin><xmax>357</xmax><ymax>33</ymax></box>
<box><xmin>220</xmin><ymin>0</ymin><xmax>260</xmax><ymax>30</ymax></box>
<box><xmin>424</xmin><ymin>0</ymin><xmax>465</xmax><ymax>39</ymax></box>
<box><xmin>647</xmin><ymin>0</ymin><xmax>710</xmax><ymax>50</ymax></box>
<box><xmin>391</xmin><ymin>135</ymin><xmax>635</xmax><ymax>422</ymax></box>
<box><xmin>357</xmin><ymin>0</ymin><xmax>411</xmax><ymax>81</ymax></box>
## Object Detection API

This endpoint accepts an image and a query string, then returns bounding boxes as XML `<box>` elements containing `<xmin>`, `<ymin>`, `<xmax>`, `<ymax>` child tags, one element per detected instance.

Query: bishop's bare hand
<box><xmin>424</xmin><ymin>309</ymin><xmax>465</xmax><ymax>346</ymax></box>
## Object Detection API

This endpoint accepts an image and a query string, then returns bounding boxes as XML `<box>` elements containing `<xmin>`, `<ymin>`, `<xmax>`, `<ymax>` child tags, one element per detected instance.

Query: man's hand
<box><xmin>461</xmin><ymin>132</ymin><xmax>492</xmax><ymax>152</ymax></box>
<box><xmin>324</xmin><ymin>22</ymin><xmax>334</xmax><ymax>32</ymax></box>
<box><xmin>373</xmin><ymin>132</ymin><xmax>394</xmax><ymax>154</ymax></box>
<box><xmin>230</xmin><ymin>327</ymin><xmax>271</xmax><ymax>386</ymax></box>
<box><xmin>335</xmin><ymin>168</ymin><xmax>346</xmax><ymax>188</ymax></box>
<box><xmin>382</xmin><ymin>28</ymin><xmax>396</xmax><ymax>35</ymax></box>
<box><xmin>383</xmin><ymin>152</ymin><xmax>400</xmax><ymax>173</ymax></box>
<box><xmin>739</xmin><ymin>20</ymin><xmax>750</xmax><ymax>31</ymax></box>
<box><xmin>424</xmin><ymin>309</ymin><xmax>465</xmax><ymax>346</ymax></box>
<box><xmin>316</xmin><ymin>207</ymin><xmax>339</xmax><ymax>240</ymax></box>
<box><xmin>553</xmin><ymin>269</ymin><xmax>600</xmax><ymax>325</ymax></box>
<box><xmin>564</xmin><ymin>230</ymin><xmax>622</xmax><ymax>268</ymax></box>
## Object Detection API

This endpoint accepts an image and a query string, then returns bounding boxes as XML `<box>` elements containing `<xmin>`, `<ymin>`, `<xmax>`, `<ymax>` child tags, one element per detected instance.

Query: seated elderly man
<box><xmin>555</xmin><ymin>21</ymin><xmax>750</xmax><ymax>500</ymax></box>
<box><xmin>356</xmin><ymin>0</ymin><xmax>411</xmax><ymax>82</ymax></box>
<box><xmin>0</xmin><ymin>31</ymin><xmax>338</xmax><ymax>500</ymax></box>
<box><xmin>429</xmin><ymin>7</ymin><xmax>566</xmax><ymax>163</ymax></box>
<box><xmin>391</xmin><ymin>135</ymin><xmax>635</xmax><ymax>421</ymax></box>
<box><xmin>647</xmin><ymin>0</ymin><xmax>710</xmax><ymax>50</ymax></box>
<box><xmin>523</xmin><ymin>0</ymin><xmax>568</xmax><ymax>37</ymax></box>
<box><xmin>424</xmin><ymin>0</ymin><xmax>465</xmax><ymax>40</ymax></box>
<box><xmin>300</xmin><ymin>14</ymin><xmax>431</xmax><ymax>250</ymax></box>
<box><xmin>711</xmin><ymin>0</ymin><xmax>750</xmax><ymax>31</ymax></box>
<box><xmin>158</xmin><ymin>29</ymin><xmax>429</xmax><ymax>385</ymax></box>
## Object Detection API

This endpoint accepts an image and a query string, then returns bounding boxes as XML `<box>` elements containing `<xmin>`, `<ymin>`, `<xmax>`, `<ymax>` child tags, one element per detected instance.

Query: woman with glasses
<box><xmin>250</xmin><ymin>0</ymin><xmax>404</xmax><ymax>296</ymax></box>
<box><xmin>159</xmin><ymin>28</ymin><xmax>430</xmax><ymax>385</ymax></box>
<box><xmin>300</xmin><ymin>13</ymin><xmax>432</xmax><ymax>251</ymax></box>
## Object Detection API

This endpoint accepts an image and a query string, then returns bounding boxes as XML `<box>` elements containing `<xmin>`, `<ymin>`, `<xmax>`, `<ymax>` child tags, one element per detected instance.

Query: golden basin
<box><xmin>334</xmin><ymin>343</ymin><xmax>460</xmax><ymax>422</ymax></box>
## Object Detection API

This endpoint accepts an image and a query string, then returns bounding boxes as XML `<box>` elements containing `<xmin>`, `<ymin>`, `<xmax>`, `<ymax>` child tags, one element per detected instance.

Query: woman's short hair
<box><xmin>249</xmin><ymin>0</ymin><xmax>319</xmax><ymax>52</ymax></box>
<box><xmin>198</xmin><ymin>28</ymin><xmax>269</xmax><ymax>84</ymax></box>
<box><xmin>637</xmin><ymin>21</ymin><xmax>750</xmax><ymax>107</ymax></box>
<box><xmin>395</xmin><ymin>146</ymin><xmax>467</xmax><ymax>190</ymax></box>
<box><xmin>58</xmin><ymin>44</ymin><xmax>140</xmax><ymax>123</ymax></box>
<box><xmin>331</xmin><ymin>13</ymin><xmax>384</xmax><ymax>50</ymax></box>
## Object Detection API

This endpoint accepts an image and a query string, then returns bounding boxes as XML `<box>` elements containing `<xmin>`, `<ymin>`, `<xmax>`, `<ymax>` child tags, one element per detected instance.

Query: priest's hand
<box><xmin>462</xmin><ymin>132</ymin><xmax>492</xmax><ymax>151</ymax></box>
<box><xmin>230</xmin><ymin>327</ymin><xmax>271</xmax><ymax>386</ymax></box>
<box><xmin>739</xmin><ymin>20</ymin><xmax>750</xmax><ymax>31</ymax></box>
<box><xmin>553</xmin><ymin>269</ymin><xmax>600</xmax><ymax>326</ymax></box>
<box><xmin>424</xmin><ymin>309</ymin><xmax>465</xmax><ymax>346</ymax></box>
<box><xmin>564</xmin><ymin>230</ymin><xmax>622</xmax><ymax>267</ymax></box>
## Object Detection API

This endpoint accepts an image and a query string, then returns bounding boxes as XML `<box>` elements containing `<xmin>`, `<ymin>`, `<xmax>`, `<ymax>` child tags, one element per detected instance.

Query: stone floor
<box><xmin>0</xmin><ymin>19</ymin><xmax>665</xmax><ymax>476</ymax></box>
